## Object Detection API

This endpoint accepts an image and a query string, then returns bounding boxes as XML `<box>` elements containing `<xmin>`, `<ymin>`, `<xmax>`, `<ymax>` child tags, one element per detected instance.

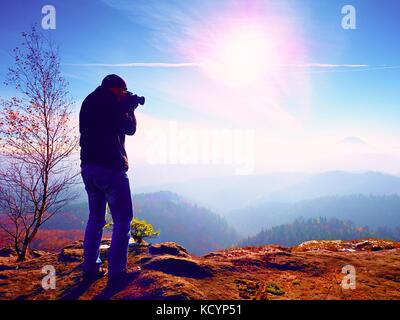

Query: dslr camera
<box><xmin>125</xmin><ymin>91</ymin><xmax>145</xmax><ymax>109</ymax></box>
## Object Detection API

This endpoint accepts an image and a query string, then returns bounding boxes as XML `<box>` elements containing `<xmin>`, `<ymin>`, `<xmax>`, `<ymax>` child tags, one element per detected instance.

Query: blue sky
<box><xmin>1</xmin><ymin>0</ymin><xmax>400</xmax><ymax>182</ymax></box>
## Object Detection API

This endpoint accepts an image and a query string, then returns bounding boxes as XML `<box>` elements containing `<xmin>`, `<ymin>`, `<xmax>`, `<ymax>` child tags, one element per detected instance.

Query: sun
<box><xmin>202</xmin><ymin>25</ymin><xmax>277</xmax><ymax>87</ymax></box>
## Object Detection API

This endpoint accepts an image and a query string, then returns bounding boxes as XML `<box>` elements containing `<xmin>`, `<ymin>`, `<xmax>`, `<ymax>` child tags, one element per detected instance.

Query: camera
<box><xmin>125</xmin><ymin>91</ymin><xmax>145</xmax><ymax>108</ymax></box>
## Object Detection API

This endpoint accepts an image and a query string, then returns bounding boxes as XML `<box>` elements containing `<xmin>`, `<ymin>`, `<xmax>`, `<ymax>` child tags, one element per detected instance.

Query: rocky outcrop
<box><xmin>58</xmin><ymin>241</ymin><xmax>84</xmax><ymax>262</ymax></box>
<box><xmin>141</xmin><ymin>255</ymin><xmax>213</xmax><ymax>279</ymax></box>
<box><xmin>0</xmin><ymin>238</ymin><xmax>400</xmax><ymax>300</ymax></box>
<box><xmin>148</xmin><ymin>242</ymin><xmax>190</xmax><ymax>257</ymax></box>
<box><xmin>115</xmin><ymin>272</ymin><xmax>206</xmax><ymax>300</ymax></box>
<box><xmin>295</xmin><ymin>239</ymin><xmax>400</xmax><ymax>252</ymax></box>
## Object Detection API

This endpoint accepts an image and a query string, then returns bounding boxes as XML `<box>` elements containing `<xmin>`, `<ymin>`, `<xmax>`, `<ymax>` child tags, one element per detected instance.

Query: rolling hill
<box><xmin>135</xmin><ymin>171</ymin><xmax>400</xmax><ymax>214</ymax></box>
<box><xmin>42</xmin><ymin>191</ymin><xmax>240</xmax><ymax>255</ymax></box>
<box><xmin>227</xmin><ymin>194</ymin><xmax>400</xmax><ymax>236</ymax></box>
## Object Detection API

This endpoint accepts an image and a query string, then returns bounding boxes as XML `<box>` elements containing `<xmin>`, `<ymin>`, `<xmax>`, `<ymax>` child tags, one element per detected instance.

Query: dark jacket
<box><xmin>79</xmin><ymin>85</ymin><xmax>136</xmax><ymax>171</ymax></box>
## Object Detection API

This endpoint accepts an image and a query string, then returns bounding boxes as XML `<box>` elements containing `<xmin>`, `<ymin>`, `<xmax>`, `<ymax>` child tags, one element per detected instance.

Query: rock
<box><xmin>354</xmin><ymin>240</ymin><xmax>388</xmax><ymax>251</ymax></box>
<box><xmin>58</xmin><ymin>248</ymin><xmax>83</xmax><ymax>262</ymax></box>
<box><xmin>57</xmin><ymin>238</ymin><xmax>149</xmax><ymax>262</ymax></box>
<box><xmin>297</xmin><ymin>240</ymin><xmax>343</xmax><ymax>252</ymax></box>
<box><xmin>202</xmin><ymin>252</ymin><xmax>224</xmax><ymax>258</ymax></box>
<box><xmin>136</xmin><ymin>255</ymin><xmax>153</xmax><ymax>265</ymax></box>
<box><xmin>129</xmin><ymin>241</ymin><xmax>149</xmax><ymax>256</ymax></box>
<box><xmin>62</xmin><ymin>240</ymin><xmax>84</xmax><ymax>250</ymax></box>
<box><xmin>142</xmin><ymin>255</ymin><xmax>213</xmax><ymax>279</ymax></box>
<box><xmin>296</xmin><ymin>239</ymin><xmax>400</xmax><ymax>253</ymax></box>
<box><xmin>115</xmin><ymin>273</ymin><xmax>206</xmax><ymax>300</ymax></box>
<box><xmin>1</xmin><ymin>238</ymin><xmax>400</xmax><ymax>300</ymax></box>
<box><xmin>30</xmin><ymin>249</ymin><xmax>50</xmax><ymax>258</ymax></box>
<box><xmin>58</xmin><ymin>241</ymin><xmax>84</xmax><ymax>262</ymax></box>
<box><xmin>354</xmin><ymin>240</ymin><xmax>374</xmax><ymax>251</ymax></box>
<box><xmin>148</xmin><ymin>242</ymin><xmax>189</xmax><ymax>257</ymax></box>
<box><xmin>99</xmin><ymin>242</ymin><xmax>111</xmax><ymax>261</ymax></box>
<box><xmin>142</xmin><ymin>279</ymin><xmax>205</xmax><ymax>300</ymax></box>
<box><xmin>263</xmin><ymin>252</ymin><xmax>310</xmax><ymax>272</ymax></box>
<box><xmin>0</xmin><ymin>247</ymin><xmax>16</xmax><ymax>257</ymax></box>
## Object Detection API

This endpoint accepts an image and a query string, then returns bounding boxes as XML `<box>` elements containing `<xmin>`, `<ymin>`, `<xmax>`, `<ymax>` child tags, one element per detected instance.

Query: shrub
<box><xmin>104</xmin><ymin>205</ymin><xmax>160</xmax><ymax>244</ymax></box>
<box><xmin>265</xmin><ymin>282</ymin><xmax>285</xmax><ymax>295</ymax></box>
<box><xmin>130</xmin><ymin>218</ymin><xmax>160</xmax><ymax>244</ymax></box>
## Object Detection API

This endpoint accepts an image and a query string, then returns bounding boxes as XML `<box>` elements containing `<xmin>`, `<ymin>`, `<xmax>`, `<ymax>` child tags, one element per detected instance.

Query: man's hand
<box><xmin>121</xmin><ymin>107</ymin><xmax>136</xmax><ymax>136</ymax></box>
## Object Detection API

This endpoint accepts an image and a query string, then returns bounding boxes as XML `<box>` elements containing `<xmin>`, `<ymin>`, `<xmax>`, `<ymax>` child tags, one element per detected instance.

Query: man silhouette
<box><xmin>79</xmin><ymin>74</ymin><xmax>139</xmax><ymax>283</ymax></box>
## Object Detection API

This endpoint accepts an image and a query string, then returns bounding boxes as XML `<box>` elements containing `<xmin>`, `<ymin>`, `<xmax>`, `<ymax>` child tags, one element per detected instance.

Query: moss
<box><xmin>265</xmin><ymin>282</ymin><xmax>285</xmax><ymax>295</ymax></box>
<box><xmin>235</xmin><ymin>279</ymin><xmax>260</xmax><ymax>299</ymax></box>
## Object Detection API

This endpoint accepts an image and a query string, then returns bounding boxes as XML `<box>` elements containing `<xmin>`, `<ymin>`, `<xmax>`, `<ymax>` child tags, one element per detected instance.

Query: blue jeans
<box><xmin>81</xmin><ymin>164</ymin><xmax>133</xmax><ymax>276</ymax></box>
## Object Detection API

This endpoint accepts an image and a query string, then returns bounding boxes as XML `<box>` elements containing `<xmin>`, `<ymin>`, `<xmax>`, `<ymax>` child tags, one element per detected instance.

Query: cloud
<box><xmin>64</xmin><ymin>62</ymin><xmax>206</xmax><ymax>68</ymax></box>
<box><xmin>64</xmin><ymin>62</ymin><xmax>372</xmax><ymax>69</ymax></box>
<box><xmin>297</xmin><ymin>64</ymin><xmax>368</xmax><ymax>68</ymax></box>
<box><xmin>304</xmin><ymin>65</ymin><xmax>400</xmax><ymax>74</ymax></box>
<box><xmin>64</xmin><ymin>60</ymin><xmax>400</xmax><ymax>79</ymax></box>
<box><xmin>341</xmin><ymin>136</ymin><xmax>369</xmax><ymax>146</ymax></box>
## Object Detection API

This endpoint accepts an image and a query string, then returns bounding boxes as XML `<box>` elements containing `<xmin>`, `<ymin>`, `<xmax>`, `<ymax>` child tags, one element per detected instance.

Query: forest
<box><xmin>239</xmin><ymin>217</ymin><xmax>400</xmax><ymax>247</ymax></box>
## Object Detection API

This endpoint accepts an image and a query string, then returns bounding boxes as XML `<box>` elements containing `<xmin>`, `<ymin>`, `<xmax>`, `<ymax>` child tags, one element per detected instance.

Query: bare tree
<box><xmin>0</xmin><ymin>26</ymin><xmax>79</xmax><ymax>261</ymax></box>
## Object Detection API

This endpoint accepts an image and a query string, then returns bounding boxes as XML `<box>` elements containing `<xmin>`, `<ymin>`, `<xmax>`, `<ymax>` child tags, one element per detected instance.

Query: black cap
<box><xmin>101</xmin><ymin>74</ymin><xmax>127</xmax><ymax>89</ymax></box>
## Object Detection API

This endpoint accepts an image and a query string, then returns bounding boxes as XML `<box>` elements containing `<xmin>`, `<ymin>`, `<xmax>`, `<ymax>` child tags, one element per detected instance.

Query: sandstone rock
<box><xmin>1</xmin><ymin>238</ymin><xmax>400</xmax><ymax>300</ymax></box>
<box><xmin>141</xmin><ymin>281</ymin><xmax>205</xmax><ymax>300</ymax></box>
<box><xmin>58</xmin><ymin>241</ymin><xmax>84</xmax><ymax>262</ymax></box>
<box><xmin>58</xmin><ymin>248</ymin><xmax>83</xmax><ymax>262</ymax></box>
<box><xmin>136</xmin><ymin>255</ymin><xmax>153</xmax><ymax>265</ymax></box>
<box><xmin>62</xmin><ymin>240</ymin><xmax>84</xmax><ymax>250</ymax></box>
<box><xmin>30</xmin><ymin>249</ymin><xmax>50</xmax><ymax>258</ymax></box>
<box><xmin>142</xmin><ymin>255</ymin><xmax>213</xmax><ymax>279</ymax></box>
<box><xmin>296</xmin><ymin>239</ymin><xmax>399</xmax><ymax>253</ymax></box>
<box><xmin>115</xmin><ymin>273</ymin><xmax>206</xmax><ymax>300</ymax></box>
<box><xmin>129</xmin><ymin>241</ymin><xmax>149</xmax><ymax>256</ymax></box>
<box><xmin>354</xmin><ymin>240</ymin><xmax>393</xmax><ymax>251</ymax></box>
<box><xmin>148</xmin><ymin>242</ymin><xmax>189</xmax><ymax>257</ymax></box>
<box><xmin>99</xmin><ymin>240</ymin><xmax>111</xmax><ymax>260</ymax></box>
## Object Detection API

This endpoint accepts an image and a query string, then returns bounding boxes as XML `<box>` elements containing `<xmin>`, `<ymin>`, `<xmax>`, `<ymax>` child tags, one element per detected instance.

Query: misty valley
<box><xmin>16</xmin><ymin>170</ymin><xmax>400</xmax><ymax>255</ymax></box>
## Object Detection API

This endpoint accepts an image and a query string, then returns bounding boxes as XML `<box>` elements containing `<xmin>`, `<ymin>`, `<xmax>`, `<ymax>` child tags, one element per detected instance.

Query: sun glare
<box><xmin>203</xmin><ymin>25</ymin><xmax>278</xmax><ymax>87</ymax></box>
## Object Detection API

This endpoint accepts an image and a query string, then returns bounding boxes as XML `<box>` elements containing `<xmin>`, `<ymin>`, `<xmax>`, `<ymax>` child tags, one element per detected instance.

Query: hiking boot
<box><xmin>82</xmin><ymin>269</ymin><xmax>107</xmax><ymax>283</ymax></box>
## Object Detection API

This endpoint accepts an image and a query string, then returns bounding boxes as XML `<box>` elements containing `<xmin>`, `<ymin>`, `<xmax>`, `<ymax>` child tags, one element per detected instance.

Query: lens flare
<box><xmin>203</xmin><ymin>25</ymin><xmax>277</xmax><ymax>86</ymax></box>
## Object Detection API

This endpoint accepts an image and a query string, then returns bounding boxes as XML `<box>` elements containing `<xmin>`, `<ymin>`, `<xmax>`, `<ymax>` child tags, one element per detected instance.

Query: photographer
<box><xmin>79</xmin><ymin>74</ymin><xmax>143</xmax><ymax>284</ymax></box>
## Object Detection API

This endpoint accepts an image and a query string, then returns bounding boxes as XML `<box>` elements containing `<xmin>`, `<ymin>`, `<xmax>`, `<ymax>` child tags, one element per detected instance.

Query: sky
<box><xmin>1</xmin><ymin>0</ymin><xmax>400</xmax><ymax>186</ymax></box>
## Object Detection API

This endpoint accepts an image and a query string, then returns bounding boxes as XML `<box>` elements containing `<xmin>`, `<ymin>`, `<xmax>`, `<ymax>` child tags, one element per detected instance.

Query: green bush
<box><xmin>265</xmin><ymin>282</ymin><xmax>285</xmax><ymax>295</ymax></box>
<box><xmin>130</xmin><ymin>218</ymin><xmax>160</xmax><ymax>244</ymax></box>
<box><xmin>104</xmin><ymin>204</ymin><xmax>113</xmax><ymax>230</ymax></box>
<box><xmin>104</xmin><ymin>204</ymin><xmax>160</xmax><ymax>243</ymax></box>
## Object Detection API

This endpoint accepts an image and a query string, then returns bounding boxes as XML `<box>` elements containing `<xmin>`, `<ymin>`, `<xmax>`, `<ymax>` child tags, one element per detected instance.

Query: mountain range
<box><xmin>43</xmin><ymin>191</ymin><xmax>240</xmax><ymax>255</ymax></box>
<box><xmin>135</xmin><ymin>171</ymin><xmax>400</xmax><ymax>214</ymax></box>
